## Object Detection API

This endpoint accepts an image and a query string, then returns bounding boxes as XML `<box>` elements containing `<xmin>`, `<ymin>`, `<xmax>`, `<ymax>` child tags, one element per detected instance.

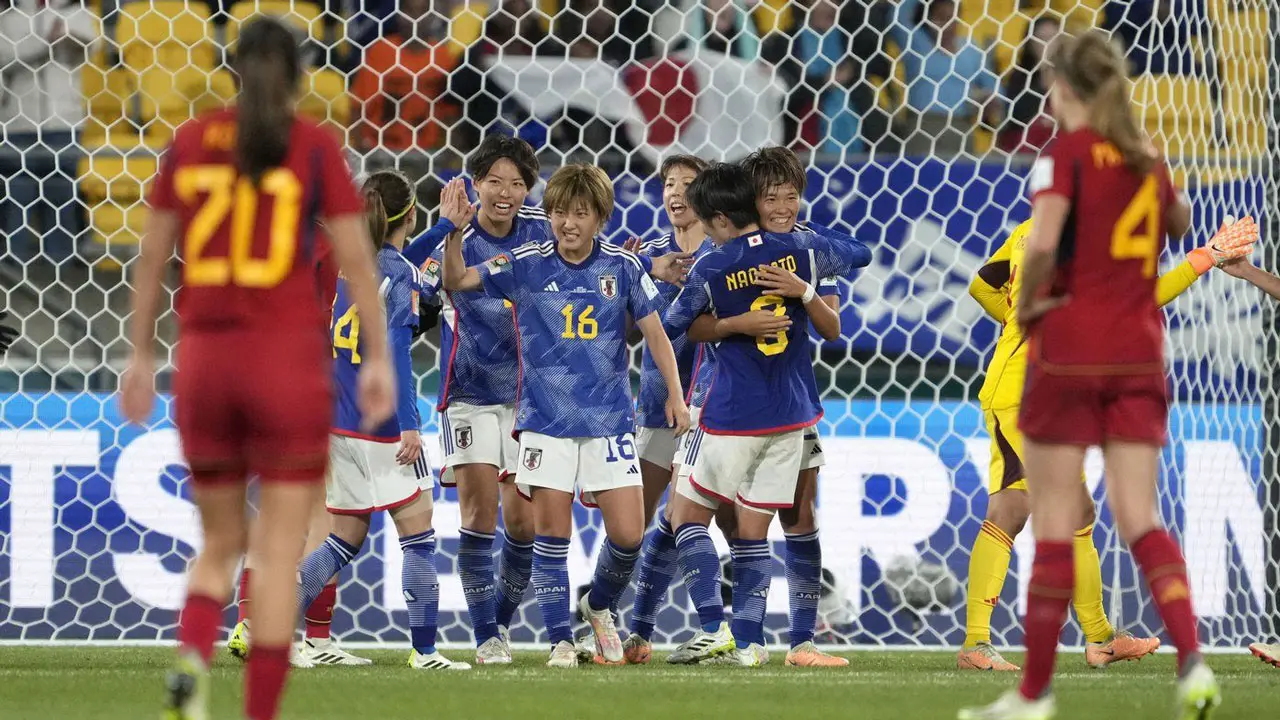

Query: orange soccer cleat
<box><xmin>784</xmin><ymin>641</ymin><xmax>849</xmax><ymax>667</ymax></box>
<box><xmin>1085</xmin><ymin>630</ymin><xmax>1160</xmax><ymax>668</ymax></box>
<box><xmin>957</xmin><ymin>643</ymin><xmax>1020</xmax><ymax>671</ymax></box>
<box><xmin>1249</xmin><ymin>642</ymin><xmax>1280</xmax><ymax>669</ymax></box>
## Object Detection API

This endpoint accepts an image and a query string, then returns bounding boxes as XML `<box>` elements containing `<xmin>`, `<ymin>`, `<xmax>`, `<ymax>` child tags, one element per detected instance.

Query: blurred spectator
<box><xmin>898</xmin><ymin>0</ymin><xmax>998</xmax><ymax>156</ymax></box>
<box><xmin>352</xmin><ymin>0</ymin><xmax>458</xmax><ymax>207</ymax></box>
<box><xmin>1105</xmin><ymin>0</ymin><xmax>1208</xmax><ymax>76</ymax></box>
<box><xmin>675</xmin><ymin>0</ymin><xmax>763</xmax><ymax>60</ymax></box>
<box><xmin>997</xmin><ymin>16</ymin><xmax>1059</xmax><ymax>154</ymax></box>
<box><xmin>0</xmin><ymin>0</ymin><xmax>96</xmax><ymax>263</ymax></box>
<box><xmin>485</xmin><ymin>0</ymin><xmax>553</xmax><ymax>56</ymax></box>
<box><xmin>553</xmin><ymin>0</ymin><xmax>656</xmax><ymax>66</ymax></box>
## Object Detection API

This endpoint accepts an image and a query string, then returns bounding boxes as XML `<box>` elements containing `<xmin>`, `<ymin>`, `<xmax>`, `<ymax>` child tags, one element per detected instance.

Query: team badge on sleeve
<box><xmin>422</xmin><ymin>258</ymin><xmax>441</xmax><ymax>279</ymax></box>
<box><xmin>599</xmin><ymin>275</ymin><xmax>618</xmax><ymax>299</ymax></box>
<box><xmin>455</xmin><ymin>426</ymin><xmax>473</xmax><ymax>450</ymax></box>
<box><xmin>484</xmin><ymin>254</ymin><xmax>513</xmax><ymax>274</ymax></box>
<box><xmin>523</xmin><ymin>448</ymin><xmax>543</xmax><ymax>470</ymax></box>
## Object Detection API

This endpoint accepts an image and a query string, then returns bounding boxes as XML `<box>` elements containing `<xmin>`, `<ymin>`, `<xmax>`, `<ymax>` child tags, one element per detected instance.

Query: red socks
<box><xmin>1018</xmin><ymin>541</ymin><xmax>1073</xmax><ymax>701</ymax></box>
<box><xmin>177</xmin><ymin>593</ymin><xmax>224</xmax><ymax>665</ymax></box>
<box><xmin>1132</xmin><ymin>529</ymin><xmax>1200</xmax><ymax>669</ymax></box>
<box><xmin>304</xmin><ymin>582</ymin><xmax>337</xmax><ymax>640</ymax></box>
<box><xmin>236</xmin><ymin>569</ymin><xmax>252</xmax><ymax>624</ymax></box>
<box><xmin>246</xmin><ymin>645</ymin><xmax>291</xmax><ymax>720</ymax></box>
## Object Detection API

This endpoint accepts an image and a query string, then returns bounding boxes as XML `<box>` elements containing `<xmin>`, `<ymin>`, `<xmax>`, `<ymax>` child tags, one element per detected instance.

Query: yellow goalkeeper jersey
<box><xmin>973</xmin><ymin>221</ymin><xmax>1207</xmax><ymax>411</ymax></box>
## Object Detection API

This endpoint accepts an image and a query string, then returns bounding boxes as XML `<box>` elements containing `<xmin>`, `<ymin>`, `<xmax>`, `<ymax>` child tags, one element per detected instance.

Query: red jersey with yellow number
<box><xmin>1026</xmin><ymin>127</ymin><xmax>1178</xmax><ymax>373</ymax></box>
<box><xmin>149</xmin><ymin>108</ymin><xmax>364</xmax><ymax>333</ymax></box>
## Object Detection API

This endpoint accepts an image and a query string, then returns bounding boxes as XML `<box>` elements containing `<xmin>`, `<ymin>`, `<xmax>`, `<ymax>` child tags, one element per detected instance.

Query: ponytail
<box><xmin>1090</xmin><ymin>74</ymin><xmax>1155</xmax><ymax>176</ymax></box>
<box><xmin>233</xmin><ymin>18</ymin><xmax>302</xmax><ymax>186</ymax></box>
<box><xmin>1053</xmin><ymin>30</ymin><xmax>1156</xmax><ymax>176</ymax></box>
<box><xmin>364</xmin><ymin>187</ymin><xmax>389</xmax><ymax>248</ymax></box>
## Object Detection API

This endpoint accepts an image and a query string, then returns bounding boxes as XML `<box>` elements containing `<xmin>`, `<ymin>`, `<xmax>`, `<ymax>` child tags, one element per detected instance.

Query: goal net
<box><xmin>0</xmin><ymin>0</ymin><xmax>1275</xmax><ymax>649</ymax></box>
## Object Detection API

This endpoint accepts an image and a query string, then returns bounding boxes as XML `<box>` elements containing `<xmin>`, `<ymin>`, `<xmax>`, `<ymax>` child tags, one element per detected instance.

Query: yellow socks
<box><xmin>1073</xmin><ymin>524</ymin><xmax>1115</xmax><ymax>643</ymax></box>
<box><xmin>964</xmin><ymin>520</ymin><xmax>1014</xmax><ymax>647</ymax></box>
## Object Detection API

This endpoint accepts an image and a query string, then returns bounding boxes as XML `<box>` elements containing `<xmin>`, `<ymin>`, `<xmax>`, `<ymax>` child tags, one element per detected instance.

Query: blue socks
<box><xmin>495</xmin><ymin>535</ymin><xmax>534</xmax><ymax>629</ymax></box>
<box><xmin>675</xmin><ymin>523</ymin><xmax>724</xmax><ymax>632</ymax></box>
<box><xmin>785</xmin><ymin>530</ymin><xmax>822</xmax><ymax>647</ymax></box>
<box><xmin>458</xmin><ymin>528</ymin><xmax>499</xmax><ymax>644</ymax></box>
<box><xmin>532</xmin><ymin>535</ymin><xmax>573</xmax><ymax>645</ymax></box>
<box><xmin>588</xmin><ymin>539</ymin><xmax>641</xmax><ymax>611</ymax></box>
<box><xmin>297</xmin><ymin>534</ymin><xmax>359</xmax><ymax>612</ymax></box>
<box><xmin>630</xmin><ymin>515</ymin><xmax>677</xmax><ymax>640</ymax></box>
<box><xmin>401</xmin><ymin>530</ymin><xmax>440</xmax><ymax>654</ymax></box>
<box><xmin>730</xmin><ymin>539</ymin><xmax>771</xmax><ymax>648</ymax></box>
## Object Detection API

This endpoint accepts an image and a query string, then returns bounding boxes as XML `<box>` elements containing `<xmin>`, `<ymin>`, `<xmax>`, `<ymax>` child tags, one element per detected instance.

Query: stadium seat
<box><xmin>77</xmin><ymin>153</ymin><xmax>158</xmax><ymax>255</ymax></box>
<box><xmin>81</xmin><ymin>50</ymin><xmax>141</xmax><ymax>150</ymax></box>
<box><xmin>225</xmin><ymin>1</ymin><xmax>323</xmax><ymax>47</ymax></box>
<box><xmin>115</xmin><ymin>1</ymin><xmax>215</xmax><ymax>146</ymax></box>
<box><xmin>299</xmin><ymin>69</ymin><xmax>351</xmax><ymax>130</ymax></box>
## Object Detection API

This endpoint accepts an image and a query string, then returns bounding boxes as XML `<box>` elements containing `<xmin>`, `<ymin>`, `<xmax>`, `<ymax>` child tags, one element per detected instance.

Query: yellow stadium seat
<box><xmin>116</xmin><ymin>2</ymin><xmax>215</xmax><ymax>145</ymax></box>
<box><xmin>448</xmin><ymin>2</ymin><xmax>490</xmax><ymax>58</ymax></box>
<box><xmin>299</xmin><ymin>68</ymin><xmax>351</xmax><ymax>129</ymax></box>
<box><xmin>81</xmin><ymin>51</ymin><xmax>140</xmax><ymax>150</ymax></box>
<box><xmin>226</xmin><ymin>1</ymin><xmax>323</xmax><ymax>47</ymax></box>
<box><xmin>78</xmin><ymin>153</ymin><xmax>158</xmax><ymax>251</ymax></box>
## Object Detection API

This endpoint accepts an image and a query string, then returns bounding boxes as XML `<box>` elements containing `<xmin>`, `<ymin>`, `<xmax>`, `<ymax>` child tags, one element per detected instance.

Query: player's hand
<box><xmin>0</xmin><ymin>311</ymin><xmax>18</xmax><ymax>356</ymax></box>
<box><xmin>119</xmin><ymin>360</ymin><xmax>156</xmax><ymax>425</ymax></box>
<box><xmin>1016</xmin><ymin>294</ymin><xmax>1068</xmax><ymax>328</ymax></box>
<box><xmin>665</xmin><ymin>396</ymin><xmax>691</xmax><ymax>436</ymax></box>
<box><xmin>396</xmin><ymin>429</ymin><xmax>424</xmax><ymax>466</ymax></box>
<box><xmin>725</xmin><ymin>309</ymin><xmax>791</xmax><ymax>338</ymax></box>
<box><xmin>440</xmin><ymin>178</ymin><xmax>472</xmax><ymax>229</ymax></box>
<box><xmin>650</xmin><ymin>252</ymin><xmax>694</xmax><ymax>286</ymax></box>
<box><xmin>1220</xmin><ymin>256</ymin><xmax>1255</xmax><ymax>279</ymax></box>
<box><xmin>754</xmin><ymin>265</ymin><xmax>809</xmax><ymax>298</ymax></box>
<box><xmin>1204</xmin><ymin>214</ymin><xmax>1259</xmax><ymax>267</ymax></box>
<box><xmin>356</xmin><ymin>357</ymin><xmax>396</xmax><ymax>431</ymax></box>
<box><xmin>622</xmin><ymin>236</ymin><xmax>642</xmax><ymax>253</ymax></box>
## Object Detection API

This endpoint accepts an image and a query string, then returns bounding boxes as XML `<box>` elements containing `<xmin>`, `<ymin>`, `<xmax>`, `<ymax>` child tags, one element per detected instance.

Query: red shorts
<box><xmin>174</xmin><ymin>328</ymin><xmax>332</xmax><ymax>484</ymax></box>
<box><xmin>1018</xmin><ymin>364</ymin><xmax>1168</xmax><ymax>447</ymax></box>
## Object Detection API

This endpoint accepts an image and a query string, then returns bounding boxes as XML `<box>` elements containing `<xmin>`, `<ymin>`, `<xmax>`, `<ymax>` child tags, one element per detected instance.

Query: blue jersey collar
<box><xmin>555</xmin><ymin>236</ymin><xmax>601</xmax><ymax>268</ymax></box>
<box><xmin>470</xmin><ymin>213</ymin><xmax>522</xmax><ymax>245</ymax></box>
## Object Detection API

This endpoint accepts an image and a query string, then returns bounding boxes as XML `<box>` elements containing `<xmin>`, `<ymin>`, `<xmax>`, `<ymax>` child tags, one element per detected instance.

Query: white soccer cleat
<box><xmin>289</xmin><ymin>643</ymin><xmax>316</xmax><ymax>669</ymax></box>
<box><xmin>226</xmin><ymin>620</ymin><xmax>250</xmax><ymax>661</ymax></box>
<box><xmin>297</xmin><ymin>638</ymin><xmax>373</xmax><ymax>666</ymax></box>
<box><xmin>547</xmin><ymin>640</ymin><xmax>579</xmax><ymax>668</ymax></box>
<box><xmin>408</xmin><ymin>649</ymin><xmax>472</xmax><ymax>671</ymax></box>
<box><xmin>162</xmin><ymin>651</ymin><xmax>209</xmax><ymax>720</ymax></box>
<box><xmin>578</xmin><ymin>594</ymin><xmax>624</xmax><ymax>664</ymax></box>
<box><xmin>667</xmin><ymin>622</ymin><xmax>735</xmax><ymax>664</ymax></box>
<box><xmin>476</xmin><ymin>636</ymin><xmax>513</xmax><ymax>665</ymax></box>
<box><xmin>732</xmin><ymin>643</ymin><xmax>770</xmax><ymax>667</ymax></box>
<box><xmin>1176</xmin><ymin>661</ymin><xmax>1221</xmax><ymax>720</ymax></box>
<box><xmin>957</xmin><ymin>690</ymin><xmax>1056</xmax><ymax>720</ymax></box>
<box><xmin>574</xmin><ymin>630</ymin><xmax>599</xmax><ymax>663</ymax></box>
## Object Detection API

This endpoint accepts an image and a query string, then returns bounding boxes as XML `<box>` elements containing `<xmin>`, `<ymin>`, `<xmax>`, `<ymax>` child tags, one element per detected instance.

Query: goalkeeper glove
<box><xmin>1189</xmin><ymin>215</ymin><xmax>1258</xmax><ymax>272</ymax></box>
<box><xmin>0</xmin><ymin>311</ymin><xmax>17</xmax><ymax>356</ymax></box>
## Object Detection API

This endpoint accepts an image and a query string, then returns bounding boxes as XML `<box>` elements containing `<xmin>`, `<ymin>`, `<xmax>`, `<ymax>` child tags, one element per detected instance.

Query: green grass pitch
<box><xmin>0</xmin><ymin>647</ymin><xmax>1276</xmax><ymax>719</ymax></box>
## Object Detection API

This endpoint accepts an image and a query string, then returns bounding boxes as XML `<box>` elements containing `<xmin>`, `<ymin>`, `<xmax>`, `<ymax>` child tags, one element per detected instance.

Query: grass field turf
<box><xmin>0</xmin><ymin>647</ymin><xmax>1276</xmax><ymax>720</ymax></box>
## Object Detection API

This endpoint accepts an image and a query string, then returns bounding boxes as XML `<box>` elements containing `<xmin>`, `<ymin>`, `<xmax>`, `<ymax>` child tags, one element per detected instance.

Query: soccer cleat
<box><xmin>1084</xmin><ymin>630</ymin><xmax>1160</xmax><ymax>668</ymax></box>
<box><xmin>667</xmin><ymin>622</ymin><xmax>735</xmax><ymax>665</ymax></box>
<box><xmin>732</xmin><ymin>643</ymin><xmax>770</xmax><ymax>667</ymax></box>
<box><xmin>289</xmin><ymin>644</ymin><xmax>316</xmax><ymax>669</ymax></box>
<box><xmin>957</xmin><ymin>690</ymin><xmax>1056</xmax><ymax>720</ymax></box>
<box><xmin>785</xmin><ymin>641</ymin><xmax>849</xmax><ymax>667</ymax></box>
<box><xmin>476</xmin><ymin>636</ymin><xmax>513</xmax><ymax>665</ymax></box>
<box><xmin>297</xmin><ymin>637</ymin><xmax>373</xmax><ymax>666</ymax></box>
<box><xmin>227</xmin><ymin>621</ymin><xmax>250</xmax><ymax>661</ymax></box>
<box><xmin>547</xmin><ymin>640</ymin><xmax>580</xmax><ymax>668</ymax></box>
<box><xmin>1249</xmin><ymin>642</ymin><xmax>1280</xmax><ymax>668</ymax></box>
<box><xmin>622</xmin><ymin>634</ymin><xmax>652</xmax><ymax>665</ymax></box>
<box><xmin>408</xmin><ymin>649</ymin><xmax>472</xmax><ymax>671</ymax></box>
<box><xmin>578</xmin><ymin>594</ymin><xmax>624</xmax><ymax>664</ymax></box>
<box><xmin>957</xmin><ymin>643</ymin><xmax>1020</xmax><ymax>671</ymax></box>
<box><xmin>1177</xmin><ymin>661</ymin><xmax>1221</xmax><ymax>720</ymax></box>
<box><xmin>162</xmin><ymin>651</ymin><xmax>209</xmax><ymax>720</ymax></box>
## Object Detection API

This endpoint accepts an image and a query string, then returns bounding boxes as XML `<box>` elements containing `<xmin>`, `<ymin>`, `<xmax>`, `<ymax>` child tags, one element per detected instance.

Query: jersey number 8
<box><xmin>175</xmin><ymin>165</ymin><xmax>303</xmax><ymax>288</ymax></box>
<box><xmin>751</xmin><ymin>294</ymin><xmax>789</xmax><ymax>356</ymax></box>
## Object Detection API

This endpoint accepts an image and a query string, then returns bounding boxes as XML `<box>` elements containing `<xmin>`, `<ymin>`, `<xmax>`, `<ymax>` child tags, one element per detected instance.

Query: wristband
<box><xmin>800</xmin><ymin>282</ymin><xmax>817</xmax><ymax>303</ymax></box>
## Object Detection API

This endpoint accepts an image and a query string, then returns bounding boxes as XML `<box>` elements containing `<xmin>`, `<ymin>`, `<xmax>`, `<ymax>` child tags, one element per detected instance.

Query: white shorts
<box><xmin>327</xmin><ymin>434</ymin><xmax>433</xmax><ymax>514</ymax></box>
<box><xmin>439</xmin><ymin>402</ymin><xmax>520</xmax><ymax>486</ymax></box>
<box><xmin>515</xmin><ymin>431</ymin><xmax>643</xmax><ymax>507</ymax></box>
<box><xmin>676</xmin><ymin>428</ymin><xmax>804</xmax><ymax>514</ymax></box>
<box><xmin>671</xmin><ymin>405</ymin><xmax>704</xmax><ymax>469</ymax></box>
<box><xmin>802</xmin><ymin>428</ymin><xmax>825</xmax><ymax>471</ymax></box>
<box><xmin>636</xmin><ymin>426</ymin><xmax>679</xmax><ymax>468</ymax></box>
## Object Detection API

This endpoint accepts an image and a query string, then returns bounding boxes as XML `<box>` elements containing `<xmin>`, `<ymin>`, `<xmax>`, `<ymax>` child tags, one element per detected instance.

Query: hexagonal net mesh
<box><xmin>0</xmin><ymin>0</ymin><xmax>1276</xmax><ymax>649</ymax></box>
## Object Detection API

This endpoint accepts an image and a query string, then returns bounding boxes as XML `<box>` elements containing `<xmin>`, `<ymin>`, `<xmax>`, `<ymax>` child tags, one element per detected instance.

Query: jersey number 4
<box><xmin>332</xmin><ymin>304</ymin><xmax>360</xmax><ymax>363</ymax></box>
<box><xmin>1110</xmin><ymin>174</ymin><xmax>1160</xmax><ymax>278</ymax></box>
<box><xmin>175</xmin><ymin>165</ymin><xmax>302</xmax><ymax>288</ymax></box>
<box><xmin>751</xmin><ymin>294</ymin><xmax>789</xmax><ymax>356</ymax></box>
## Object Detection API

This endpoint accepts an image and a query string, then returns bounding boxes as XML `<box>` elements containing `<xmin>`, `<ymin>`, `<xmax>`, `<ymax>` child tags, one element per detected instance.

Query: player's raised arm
<box><xmin>1154</xmin><ymin>215</ymin><xmax>1258</xmax><ymax>307</ymax></box>
<box><xmin>440</xmin><ymin>223</ymin><xmax>485</xmax><ymax>292</ymax></box>
<box><xmin>403</xmin><ymin>176</ymin><xmax>475</xmax><ymax>266</ymax></box>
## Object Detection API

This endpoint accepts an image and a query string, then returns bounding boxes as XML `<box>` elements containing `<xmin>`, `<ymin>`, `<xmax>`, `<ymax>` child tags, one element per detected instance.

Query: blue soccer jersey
<box><xmin>416</xmin><ymin>208</ymin><xmax>553</xmax><ymax>410</ymax></box>
<box><xmin>332</xmin><ymin>245</ymin><xmax>429</xmax><ymax>441</ymax></box>
<box><xmin>664</xmin><ymin>230</ymin><xmax>871</xmax><ymax>435</ymax></box>
<box><xmin>480</xmin><ymin>240</ymin><xmax>663</xmax><ymax>438</ymax></box>
<box><xmin>635</xmin><ymin>233</ymin><xmax>714</xmax><ymax>428</ymax></box>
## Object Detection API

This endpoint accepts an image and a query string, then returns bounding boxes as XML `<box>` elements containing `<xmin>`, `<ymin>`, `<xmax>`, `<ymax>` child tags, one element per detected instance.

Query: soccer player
<box><xmin>441</xmin><ymin>164</ymin><xmax>690</xmax><ymax>668</ymax></box>
<box><xmin>293</xmin><ymin>170</ymin><xmax>470</xmax><ymax>671</ymax></box>
<box><xmin>959</xmin><ymin>216</ymin><xmax>1255</xmax><ymax>672</ymax></box>
<box><xmin>121</xmin><ymin>17</ymin><xmax>393</xmax><ymax>720</ymax></box>
<box><xmin>662</xmin><ymin>163</ymin><xmax>870</xmax><ymax>666</ymax></box>
<box><xmin>960</xmin><ymin>31</ymin><xmax>1219</xmax><ymax>720</ymax></box>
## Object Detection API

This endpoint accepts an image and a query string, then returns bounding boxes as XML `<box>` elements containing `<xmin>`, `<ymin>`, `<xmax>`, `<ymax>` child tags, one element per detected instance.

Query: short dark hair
<box><xmin>685</xmin><ymin>163</ymin><xmax>759</xmax><ymax>229</ymax></box>
<box><xmin>659</xmin><ymin>154</ymin><xmax>709</xmax><ymax>183</ymax></box>
<box><xmin>466</xmin><ymin>134</ymin><xmax>539</xmax><ymax>188</ymax></box>
<box><xmin>740</xmin><ymin>146</ymin><xmax>806</xmax><ymax>196</ymax></box>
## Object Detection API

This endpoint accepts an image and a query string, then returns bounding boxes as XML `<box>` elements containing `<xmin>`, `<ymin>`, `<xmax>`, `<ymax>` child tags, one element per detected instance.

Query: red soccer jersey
<box><xmin>1026</xmin><ymin>127</ymin><xmax>1179</xmax><ymax>373</ymax></box>
<box><xmin>149</xmin><ymin>108</ymin><xmax>363</xmax><ymax>333</ymax></box>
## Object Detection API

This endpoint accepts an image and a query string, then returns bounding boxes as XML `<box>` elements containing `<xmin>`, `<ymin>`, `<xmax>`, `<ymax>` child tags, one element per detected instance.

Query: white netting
<box><xmin>0</xmin><ymin>0</ymin><xmax>1275</xmax><ymax>649</ymax></box>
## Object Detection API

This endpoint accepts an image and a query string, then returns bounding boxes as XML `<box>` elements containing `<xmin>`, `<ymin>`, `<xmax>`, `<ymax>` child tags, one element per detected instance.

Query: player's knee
<box><xmin>460</xmin><ymin>501</ymin><xmax>499</xmax><ymax>534</ymax></box>
<box><xmin>779</xmin><ymin>500</ymin><xmax>817</xmax><ymax>534</ymax></box>
<box><xmin>986</xmin><ymin>490</ymin><xmax>1030</xmax><ymax>538</ymax></box>
<box><xmin>713</xmin><ymin>505</ymin><xmax>738</xmax><ymax>539</ymax></box>
<box><xmin>203</xmin><ymin>525</ymin><xmax>249</xmax><ymax>564</ymax></box>
<box><xmin>501</xmin><ymin>502</ymin><xmax>534</xmax><ymax>543</ymax></box>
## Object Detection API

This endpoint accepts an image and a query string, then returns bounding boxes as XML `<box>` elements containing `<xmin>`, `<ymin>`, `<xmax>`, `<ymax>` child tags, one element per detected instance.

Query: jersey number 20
<box><xmin>175</xmin><ymin>165</ymin><xmax>302</xmax><ymax>288</ymax></box>
<box><xmin>1110</xmin><ymin>174</ymin><xmax>1160</xmax><ymax>278</ymax></box>
<box><xmin>751</xmin><ymin>294</ymin><xmax>789</xmax><ymax>356</ymax></box>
